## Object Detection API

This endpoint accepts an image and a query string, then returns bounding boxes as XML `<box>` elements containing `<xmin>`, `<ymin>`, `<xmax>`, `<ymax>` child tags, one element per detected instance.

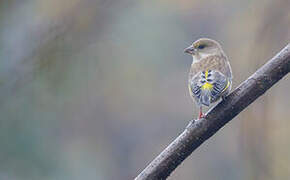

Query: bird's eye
<box><xmin>198</xmin><ymin>44</ymin><xmax>206</xmax><ymax>49</ymax></box>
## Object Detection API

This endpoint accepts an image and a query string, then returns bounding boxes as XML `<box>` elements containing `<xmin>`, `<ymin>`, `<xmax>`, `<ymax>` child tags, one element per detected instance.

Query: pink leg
<box><xmin>199</xmin><ymin>106</ymin><xmax>204</xmax><ymax>119</ymax></box>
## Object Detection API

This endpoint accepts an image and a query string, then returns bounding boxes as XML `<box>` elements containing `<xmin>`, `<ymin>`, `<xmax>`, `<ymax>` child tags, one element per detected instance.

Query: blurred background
<box><xmin>0</xmin><ymin>0</ymin><xmax>289</xmax><ymax>179</ymax></box>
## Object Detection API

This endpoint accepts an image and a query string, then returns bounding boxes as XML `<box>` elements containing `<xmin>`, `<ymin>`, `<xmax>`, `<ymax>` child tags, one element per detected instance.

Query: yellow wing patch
<box><xmin>221</xmin><ymin>80</ymin><xmax>230</xmax><ymax>93</ymax></box>
<box><xmin>201</xmin><ymin>70</ymin><xmax>213</xmax><ymax>90</ymax></box>
<box><xmin>201</xmin><ymin>82</ymin><xmax>213</xmax><ymax>90</ymax></box>
<box><xmin>205</xmin><ymin>70</ymin><xmax>209</xmax><ymax>79</ymax></box>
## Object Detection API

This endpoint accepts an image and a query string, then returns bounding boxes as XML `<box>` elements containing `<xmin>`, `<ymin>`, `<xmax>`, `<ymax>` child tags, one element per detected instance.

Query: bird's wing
<box><xmin>190</xmin><ymin>69</ymin><xmax>230</xmax><ymax>106</ymax></box>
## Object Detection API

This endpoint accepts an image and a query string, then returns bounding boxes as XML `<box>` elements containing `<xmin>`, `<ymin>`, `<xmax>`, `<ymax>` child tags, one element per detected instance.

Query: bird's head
<box><xmin>184</xmin><ymin>38</ymin><xmax>223</xmax><ymax>61</ymax></box>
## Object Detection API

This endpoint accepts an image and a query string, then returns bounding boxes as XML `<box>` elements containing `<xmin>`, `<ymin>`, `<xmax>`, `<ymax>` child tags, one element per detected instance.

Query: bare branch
<box><xmin>135</xmin><ymin>44</ymin><xmax>290</xmax><ymax>180</ymax></box>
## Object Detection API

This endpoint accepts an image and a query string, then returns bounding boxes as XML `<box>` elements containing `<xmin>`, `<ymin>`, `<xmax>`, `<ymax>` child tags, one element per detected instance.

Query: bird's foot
<box><xmin>199</xmin><ymin>112</ymin><xmax>204</xmax><ymax>119</ymax></box>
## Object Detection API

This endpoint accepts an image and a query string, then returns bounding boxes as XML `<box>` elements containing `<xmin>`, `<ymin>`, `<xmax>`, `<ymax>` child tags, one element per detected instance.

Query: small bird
<box><xmin>184</xmin><ymin>38</ymin><xmax>232</xmax><ymax>119</ymax></box>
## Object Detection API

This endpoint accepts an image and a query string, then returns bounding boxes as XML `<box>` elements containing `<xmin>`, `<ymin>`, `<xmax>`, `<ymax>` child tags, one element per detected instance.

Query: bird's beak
<box><xmin>184</xmin><ymin>45</ymin><xmax>195</xmax><ymax>54</ymax></box>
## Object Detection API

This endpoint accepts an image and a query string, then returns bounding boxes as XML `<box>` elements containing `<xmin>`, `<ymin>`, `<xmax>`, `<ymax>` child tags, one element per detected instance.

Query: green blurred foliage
<box><xmin>0</xmin><ymin>0</ymin><xmax>289</xmax><ymax>179</ymax></box>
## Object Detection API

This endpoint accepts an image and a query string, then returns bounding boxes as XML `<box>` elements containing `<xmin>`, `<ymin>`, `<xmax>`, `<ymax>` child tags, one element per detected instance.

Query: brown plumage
<box><xmin>188</xmin><ymin>54</ymin><xmax>231</xmax><ymax>81</ymax></box>
<box><xmin>184</xmin><ymin>38</ymin><xmax>233</xmax><ymax>119</ymax></box>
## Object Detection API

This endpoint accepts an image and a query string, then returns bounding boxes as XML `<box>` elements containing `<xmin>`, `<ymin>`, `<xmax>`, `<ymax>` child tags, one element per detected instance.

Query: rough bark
<box><xmin>135</xmin><ymin>43</ymin><xmax>290</xmax><ymax>180</ymax></box>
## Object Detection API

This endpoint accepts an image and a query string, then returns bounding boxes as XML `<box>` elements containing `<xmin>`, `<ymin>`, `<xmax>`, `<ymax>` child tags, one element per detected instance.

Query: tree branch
<box><xmin>135</xmin><ymin>44</ymin><xmax>290</xmax><ymax>180</ymax></box>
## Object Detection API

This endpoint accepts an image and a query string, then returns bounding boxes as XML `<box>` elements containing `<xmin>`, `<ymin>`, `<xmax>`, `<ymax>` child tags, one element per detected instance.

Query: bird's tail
<box><xmin>201</xmin><ymin>89</ymin><xmax>211</xmax><ymax>106</ymax></box>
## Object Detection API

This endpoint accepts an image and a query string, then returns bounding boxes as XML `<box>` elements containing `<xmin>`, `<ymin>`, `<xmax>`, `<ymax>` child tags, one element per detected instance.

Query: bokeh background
<box><xmin>0</xmin><ymin>0</ymin><xmax>289</xmax><ymax>179</ymax></box>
